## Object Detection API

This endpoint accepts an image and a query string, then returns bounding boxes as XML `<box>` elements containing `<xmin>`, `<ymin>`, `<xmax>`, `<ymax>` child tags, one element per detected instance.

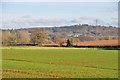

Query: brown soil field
<box><xmin>74</xmin><ymin>40</ymin><xmax>120</xmax><ymax>46</ymax></box>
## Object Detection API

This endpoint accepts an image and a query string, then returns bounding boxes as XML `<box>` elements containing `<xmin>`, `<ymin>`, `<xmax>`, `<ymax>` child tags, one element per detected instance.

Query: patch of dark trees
<box><xmin>16</xmin><ymin>43</ymin><xmax>38</xmax><ymax>46</ymax></box>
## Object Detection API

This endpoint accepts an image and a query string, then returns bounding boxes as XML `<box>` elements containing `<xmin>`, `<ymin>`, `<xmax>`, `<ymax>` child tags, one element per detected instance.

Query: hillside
<box><xmin>26</xmin><ymin>24</ymin><xmax>119</xmax><ymax>42</ymax></box>
<box><xmin>1</xmin><ymin>24</ymin><xmax>119</xmax><ymax>45</ymax></box>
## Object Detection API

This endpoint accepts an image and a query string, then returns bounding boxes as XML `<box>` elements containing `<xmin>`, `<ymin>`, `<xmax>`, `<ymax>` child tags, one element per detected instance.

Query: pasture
<box><xmin>1</xmin><ymin>47</ymin><xmax>118</xmax><ymax>78</ymax></box>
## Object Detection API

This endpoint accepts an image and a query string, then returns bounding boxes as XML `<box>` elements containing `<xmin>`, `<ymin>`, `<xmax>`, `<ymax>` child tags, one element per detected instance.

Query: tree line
<box><xmin>1</xmin><ymin>29</ymin><xmax>47</xmax><ymax>46</ymax></box>
<box><xmin>1</xmin><ymin>24</ymin><xmax>118</xmax><ymax>46</ymax></box>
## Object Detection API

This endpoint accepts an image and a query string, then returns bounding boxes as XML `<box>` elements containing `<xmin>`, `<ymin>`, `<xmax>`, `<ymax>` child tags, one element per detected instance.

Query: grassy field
<box><xmin>1</xmin><ymin>47</ymin><xmax>118</xmax><ymax>78</ymax></box>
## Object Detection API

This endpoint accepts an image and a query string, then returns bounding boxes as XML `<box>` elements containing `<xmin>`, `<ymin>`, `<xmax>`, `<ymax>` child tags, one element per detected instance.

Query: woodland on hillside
<box><xmin>1</xmin><ymin>24</ymin><xmax>119</xmax><ymax>46</ymax></box>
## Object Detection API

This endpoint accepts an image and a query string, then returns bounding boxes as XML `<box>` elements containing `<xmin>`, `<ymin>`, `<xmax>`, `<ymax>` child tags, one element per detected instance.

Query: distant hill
<box><xmin>1</xmin><ymin>24</ymin><xmax>119</xmax><ymax>45</ymax></box>
<box><xmin>25</xmin><ymin>24</ymin><xmax>119</xmax><ymax>41</ymax></box>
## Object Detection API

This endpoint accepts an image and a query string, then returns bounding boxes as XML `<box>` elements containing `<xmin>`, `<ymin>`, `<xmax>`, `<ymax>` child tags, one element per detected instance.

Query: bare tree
<box><xmin>53</xmin><ymin>37</ymin><xmax>64</xmax><ymax>44</ymax></box>
<box><xmin>7</xmin><ymin>30</ymin><xmax>17</xmax><ymax>46</ymax></box>
<box><xmin>17</xmin><ymin>30</ymin><xmax>30</xmax><ymax>44</ymax></box>
<box><xmin>2</xmin><ymin>30</ymin><xmax>11</xmax><ymax>46</ymax></box>
<box><xmin>31</xmin><ymin>29</ymin><xmax>47</xmax><ymax>45</ymax></box>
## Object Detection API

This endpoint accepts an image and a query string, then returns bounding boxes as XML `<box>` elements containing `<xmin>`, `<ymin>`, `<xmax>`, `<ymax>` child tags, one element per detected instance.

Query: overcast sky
<box><xmin>1</xmin><ymin>1</ymin><xmax>118</xmax><ymax>29</ymax></box>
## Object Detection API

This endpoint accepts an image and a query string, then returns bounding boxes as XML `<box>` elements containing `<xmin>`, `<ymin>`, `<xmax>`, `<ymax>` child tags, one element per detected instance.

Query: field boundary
<box><xmin>1</xmin><ymin>46</ymin><xmax>99</xmax><ymax>50</ymax></box>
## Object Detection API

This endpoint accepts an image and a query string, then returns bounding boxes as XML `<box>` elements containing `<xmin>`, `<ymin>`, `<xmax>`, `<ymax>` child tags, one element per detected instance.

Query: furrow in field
<box><xmin>4</xmin><ymin>59</ymin><xmax>119</xmax><ymax>71</ymax></box>
<box><xmin>2</xmin><ymin>69</ymin><xmax>64</xmax><ymax>78</ymax></box>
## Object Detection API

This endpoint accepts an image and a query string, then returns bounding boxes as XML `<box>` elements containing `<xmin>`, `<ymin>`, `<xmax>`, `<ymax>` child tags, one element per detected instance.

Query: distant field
<box><xmin>1</xmin><ymin>47</ymin><xmax>118</xmax><ymax>78</ymax></box>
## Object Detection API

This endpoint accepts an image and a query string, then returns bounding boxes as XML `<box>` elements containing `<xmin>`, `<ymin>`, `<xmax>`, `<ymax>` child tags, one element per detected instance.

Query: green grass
<box><xmin>1</xmin><ymin>47</ymin><xmax>119</xmax><ymax>78</ymax></box>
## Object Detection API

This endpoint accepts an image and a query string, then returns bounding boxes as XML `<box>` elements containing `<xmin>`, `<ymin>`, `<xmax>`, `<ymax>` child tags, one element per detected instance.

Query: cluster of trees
<box><xmin>1</xmin><ymin>29</ymin><xmax>76</xmax><ymax>47</ymax></box>
<box><xmin>1</xmin><ymin>24</ymin><xmax>118</xmax><ymax>46</ymax></box>
<box><xmin>2</xmin><ymin>29</ymin><xmax>47</xmax><ymax>46</ymax></box>
<box><xmin>1</xmin><ymin>29</ymin><xmax>117</xmax><ymax>46</ymax></box>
